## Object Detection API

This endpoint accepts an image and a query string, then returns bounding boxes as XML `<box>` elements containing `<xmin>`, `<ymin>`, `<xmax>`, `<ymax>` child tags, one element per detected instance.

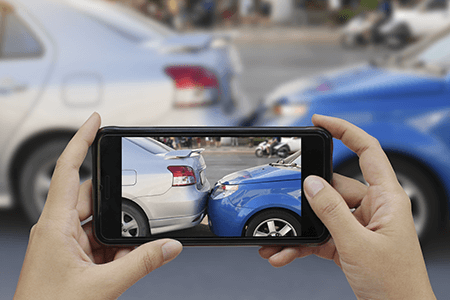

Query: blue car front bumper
<box><xmin>207</xmin><ymin>197</ymin><xmax>253</xmax><ymax>237</ymax></box>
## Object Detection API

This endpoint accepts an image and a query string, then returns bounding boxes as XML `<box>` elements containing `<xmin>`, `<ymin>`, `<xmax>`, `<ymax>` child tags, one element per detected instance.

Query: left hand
<box><xmin>14</xmin><ymin>113</ymin><xmax>183</xmax><ymax>300</ymax></box>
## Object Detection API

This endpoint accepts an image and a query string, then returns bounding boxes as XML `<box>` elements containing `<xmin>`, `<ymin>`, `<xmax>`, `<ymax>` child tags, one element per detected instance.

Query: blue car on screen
<box><xmin>208</xmin><ymin>151</ymin><xmax>302</xmax><ymax>237</ymax></box>
<box><xmin>254</xmin><ymin>26</ymin><xmax>450</xmax><ymax>243</ymax></box>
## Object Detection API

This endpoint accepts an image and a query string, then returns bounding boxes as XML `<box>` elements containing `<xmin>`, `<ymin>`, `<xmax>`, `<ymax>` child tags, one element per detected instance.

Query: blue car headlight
<box><xmin>211</xmin><ymin>184</ymin><xmax>239</xmax><ymax>199</ymax></box>
<box><xmin>272</xmin><ymin>102</ymin><xmax>309</xmax><ymax>118</ymax></box>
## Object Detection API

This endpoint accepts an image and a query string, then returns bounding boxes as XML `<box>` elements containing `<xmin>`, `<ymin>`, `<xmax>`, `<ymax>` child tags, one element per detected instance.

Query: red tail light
<box><xmin>167</xmin><ymin>166</ymin><xmax>196</xmax><ymax>186</ymax></box>
<box><xmin>165</xmin><ymin>66</ymin><xmax>219</xmax><ymax>108</ymax></box>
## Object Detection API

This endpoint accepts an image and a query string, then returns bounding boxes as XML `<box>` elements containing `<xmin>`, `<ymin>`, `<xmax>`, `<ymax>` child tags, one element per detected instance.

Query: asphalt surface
<box><xmin>2</xmin><ymin>38</ymin><xmax>450</xmax><ymax>299</ymax></box>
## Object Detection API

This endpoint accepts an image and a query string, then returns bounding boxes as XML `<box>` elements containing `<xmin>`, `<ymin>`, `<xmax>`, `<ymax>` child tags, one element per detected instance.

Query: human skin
<box><xmin>259</xmin><ymin>114</ymin><xmax>436</xmax><ymax>300</ymax></box>
<box><xmin>14</xmin><ymin>113</ymin><xmax>183</xmax><ymax>300</ymax></box>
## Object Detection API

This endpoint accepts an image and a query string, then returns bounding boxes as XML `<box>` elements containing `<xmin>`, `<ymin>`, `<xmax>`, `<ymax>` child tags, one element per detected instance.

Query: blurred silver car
<box><xmin>0</xmin><ymin>0</ymin><xmax>252</xmax><ymax>222</ymax></box>
<box><xmin>122</xmin><ymin>137</ymin><xmax>210</xmax><ymax>237</ymax></box>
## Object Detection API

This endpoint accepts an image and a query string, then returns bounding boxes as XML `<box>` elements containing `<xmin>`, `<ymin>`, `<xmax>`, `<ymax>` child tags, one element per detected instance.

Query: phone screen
<box><xmin>93</xmin><ymin>127</ymin><xmax>332</xmax><ymax>246</ymax></box>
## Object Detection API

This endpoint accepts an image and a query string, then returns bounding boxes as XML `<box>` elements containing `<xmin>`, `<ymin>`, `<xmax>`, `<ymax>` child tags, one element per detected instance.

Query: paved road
<box><xmin>2</xmin><ymin>43</ymin><xmax>450</xmax><ymax>299</ymax></box>
<box><xmin>237</xmin><ymin>43</ymin><xmax>390</xmax><ymax>104</ymax></box>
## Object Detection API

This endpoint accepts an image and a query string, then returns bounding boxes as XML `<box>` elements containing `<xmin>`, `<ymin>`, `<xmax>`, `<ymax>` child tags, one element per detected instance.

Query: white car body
<box><xmin>0</xmin><ymin>0</ymin><xmax>253</xmax><ymax>221</ymax></box>
<box><xmin>279</xmin><ymin>137</ymin><xmax>301</xmax><ymax>152</ymax></box>
<box><xmin>122</xmin><ymin>138</ymin><xmax>210</xmax><ymax>235</ymax></box>
<box><xmin>380</xmin><ymin>0</ymin><xmax>450</xmax><ymax>38</ymax></box>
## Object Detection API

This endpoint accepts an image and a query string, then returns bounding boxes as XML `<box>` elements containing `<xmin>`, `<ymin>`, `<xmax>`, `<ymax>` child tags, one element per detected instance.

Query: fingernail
<box><xmin>162</xmin><ymin>240</ymin><xmax>182</xmax><ymax>262</ymax></box>
<box><xmin>304</xmin><ymin>176</ymin><xmax>324</xmax><ymax>198</ymax></box>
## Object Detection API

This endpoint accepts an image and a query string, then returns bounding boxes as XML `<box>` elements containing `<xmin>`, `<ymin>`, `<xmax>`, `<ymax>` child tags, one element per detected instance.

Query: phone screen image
<box><xmin>94</xmin><ymin>128</ymin><xmax>331</xmax><ymax>246</ymax></box>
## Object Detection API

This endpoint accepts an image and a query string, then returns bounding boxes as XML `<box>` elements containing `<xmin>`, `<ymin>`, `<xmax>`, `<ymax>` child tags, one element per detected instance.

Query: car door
<box><xmin>0</xmin><ymin>1</ymin><xmax>54</xmax><ymax>156</ymax></box>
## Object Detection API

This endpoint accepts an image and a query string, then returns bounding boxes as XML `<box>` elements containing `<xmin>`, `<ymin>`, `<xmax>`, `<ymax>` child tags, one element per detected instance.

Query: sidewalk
<box><xmin>212</xmin><ymin>25</ymin><xmax>341</xmax><ymax>44</ymax></box>
<box><xmin>204</xmin><ymin>145</ymin><xmax>256</xmax><ymax>154</ymax></box>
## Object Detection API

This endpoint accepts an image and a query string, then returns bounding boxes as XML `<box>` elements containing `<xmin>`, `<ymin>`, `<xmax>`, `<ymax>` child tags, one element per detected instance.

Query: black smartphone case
<box><xmin>93</xmin><ymin>126</ymin><xmax>332</xmax><ymax>246</ymax></box>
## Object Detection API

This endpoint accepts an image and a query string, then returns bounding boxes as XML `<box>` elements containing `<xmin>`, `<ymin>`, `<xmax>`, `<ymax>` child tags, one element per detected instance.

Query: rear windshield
<box><xmin>126</xmin><ymin>137</ymin><xmax>173</xmax><ymax>154</ymax></box>
<box><xmin>68</xmin><ymin>0</ymin><xmax>175</xmax><ymax>43</ymax></box>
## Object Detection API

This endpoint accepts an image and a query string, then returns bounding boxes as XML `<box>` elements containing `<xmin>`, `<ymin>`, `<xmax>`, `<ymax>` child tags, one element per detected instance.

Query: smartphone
<box><xmin>92</xmin><ymin>127</ymin><xmax>332</xmax><ymax>246</ymax></box>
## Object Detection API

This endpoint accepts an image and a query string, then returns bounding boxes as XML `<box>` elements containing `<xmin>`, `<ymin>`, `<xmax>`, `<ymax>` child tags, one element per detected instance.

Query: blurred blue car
<box><xmin>208</xmin><ymin>151</ymin><xmax>302</xmax><ymax>237</ymax></box>
<box><xmin>254</xmin><ymin>26</ymin><xmax>450</xmax><ymax>243</ymax></box>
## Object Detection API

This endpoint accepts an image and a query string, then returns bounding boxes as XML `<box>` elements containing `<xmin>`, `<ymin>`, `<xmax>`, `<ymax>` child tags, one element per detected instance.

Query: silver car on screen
<box><xmin>122</xmin><ymin>137</ymin><xmax>210</xmax><ymax>237</ymax></box>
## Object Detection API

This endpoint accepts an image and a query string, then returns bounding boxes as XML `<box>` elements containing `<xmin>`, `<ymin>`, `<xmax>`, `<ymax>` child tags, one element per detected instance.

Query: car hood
<box><xmin>281</xmin><ymin>65</ymin><xmax>446</xmax><ymax>103</ymax></box>
<box><xmin>219</xmin><ymin>164</ymin><xmax>301</xmax><ymax>185</ymax></box>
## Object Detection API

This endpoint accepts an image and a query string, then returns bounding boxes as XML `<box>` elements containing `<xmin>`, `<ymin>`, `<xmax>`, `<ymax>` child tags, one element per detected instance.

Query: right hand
<box><xmin>259</xmin><ymin>115</ymin><xmax>436</xmax><ymax>300</ymax></box>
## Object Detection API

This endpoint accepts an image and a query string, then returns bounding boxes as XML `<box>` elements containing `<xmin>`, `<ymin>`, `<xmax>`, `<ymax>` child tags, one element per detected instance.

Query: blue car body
<box><xmin>208</xmin><ymin>164</ymin><xmax>302</xmax><ymax>237</ymax></box>
<box><xmin>255</xmin><ymin>29</ymin><xmax>450</xmax><ymax>239</ymax></box>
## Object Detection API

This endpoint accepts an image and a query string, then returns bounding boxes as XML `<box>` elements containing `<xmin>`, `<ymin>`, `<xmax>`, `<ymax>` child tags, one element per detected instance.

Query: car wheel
<box><xmin>122</xmin><ymin>200</ymin><xmax>150</xmax><ymax>237</ymax></box>
<box><xmin>385</xmin><ymin>26</ymin><xmax>410</xmax><ymax>50</ymax></box>
<box><xmin>336</xmin><ymin>155</ymin><xmax>444</xmax><ymax>244</ymax></box>
<box><xmin>341</xmin><ymin>34</ymin><xmax>362</xmax><ymax>48</ymax></box>
<box><xmin>255</xmin><ymin>148</ymin><xmax>264</xmax><ymax>157</ymax></box>
<box><xmin>277</xmin><ymin>146</ymin><xmax>290</xmax><ymax>158</ymax></box>
<box><xmin>244</xmin><ymin>209</ymin><xmax>301</xmax><ymax>237</ymax></box>
<box><xmin>19</xmin><ymin>138</ymin><xmax>92</xmax><ymax>223</ymax></box>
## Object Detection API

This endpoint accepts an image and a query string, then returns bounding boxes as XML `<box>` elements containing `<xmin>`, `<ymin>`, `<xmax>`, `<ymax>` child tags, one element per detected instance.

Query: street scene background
<box><xmin>2</xmin><ymin>0</ymin><xmax>450</xmax><ymax>299</ymax></box>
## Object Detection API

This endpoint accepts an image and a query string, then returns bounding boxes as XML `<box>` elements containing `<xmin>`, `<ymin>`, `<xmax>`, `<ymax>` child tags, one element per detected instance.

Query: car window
<box><xmin>68</xmin><ymin>0</ymin><xmax>175</xmax><ymax>43</ymax></box>
<box><xmin>0</xmin><ymin>12</ymin><xmax>43</xmax><ymax>59</ymax></box>
<box><xmin>126</xmin><ymin>137</ymin><xmax>173</xmax><ymax>154</ymax></box>
<box><xmin>416</xmin><ymin>34</ymin><xmax>450</xmax><ymax>66</ymax></box>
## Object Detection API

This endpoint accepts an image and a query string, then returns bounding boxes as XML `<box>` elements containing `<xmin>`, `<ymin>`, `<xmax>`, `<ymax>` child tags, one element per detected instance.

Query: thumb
<box><xmin>303</xmin><ymin>176</ymin><xmax>363</xmax><ymax>246</ymax></box>
<box><xmin>101</xmin><ymin>239</ymin><xmax>182</xmax><ymax>296</ymax></box>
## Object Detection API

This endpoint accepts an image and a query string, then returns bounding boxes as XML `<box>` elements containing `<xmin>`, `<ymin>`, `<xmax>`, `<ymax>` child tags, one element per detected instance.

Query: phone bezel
<box><xmin>93</xmin><ymin>126</ymin><xmax>332</xmax><ymax>246</ymax></box>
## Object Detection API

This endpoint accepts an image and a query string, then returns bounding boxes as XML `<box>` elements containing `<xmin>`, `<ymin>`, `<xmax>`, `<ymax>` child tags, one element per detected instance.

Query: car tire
<box><xmin>122</xmin><ymin>200</ymin><xmax>150</xmax><ymax>237</ymax></box>
<box><xmin>385</xmin><ymin>25</ymin><xmax>410</xmax><ymax>50</ymax></box>
<box><xmin>19</xmin><ymin>138</ymin><xmax>92</xmax><ymax>223</ymax></box>
<box><xmin>244</xmin><ymin>209</ymin><xmax>301</xmax><ymax>237</ymax></box>
<box><xmin>336</xmin><ymin>155</ymin><xmax>445</xmax><ymax>245</ymax></box>
<box><xmin>255</xmin><ymin>148</ymin><xmax>264</xmax><ymax>157</ymax></box>
<box><xmin>277</xmin><ymin>146</ymin><xmax>290</xmax><ymax>158</ymax></box>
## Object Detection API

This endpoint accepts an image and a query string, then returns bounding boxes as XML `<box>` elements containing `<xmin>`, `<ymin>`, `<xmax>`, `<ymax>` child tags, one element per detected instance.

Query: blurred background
<box><xmin>1</xmin><ymin>0</ymin><xmax>450</xmax><ymax>298</ymax></box>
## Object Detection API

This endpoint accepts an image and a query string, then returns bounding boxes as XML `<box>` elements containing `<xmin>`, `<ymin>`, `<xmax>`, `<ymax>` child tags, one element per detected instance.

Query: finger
<box><xmin>45</xmin><ymin>113</ymin><xmax>101</xmax><ymax>216</ymax></box>
<box><xmin>82</xmin><ymin>221</ymin><xmax>103</xmax><ymax>252</ymax></box>
<box><xmin>113</xmin><ymin>248</ymin><xmax>132</xmax><ymax>261</ymax></box>
<box><xmin>311</xmin><ymin>239</ymin><xmax>340</xmax><ymax>266</ymax></box>
<box><xmin>101</xmin><ymin>239</ymin><xmax>182</xmax><ymax>295</ymax></box>
<box><xmin>76</xmin><ymin>180</ymin><xmax>93</xmax><ymax>221</ymax></box>
<box><xmin>303</xmin><ymin>175</ymin><xmax>363</xmax><ymax>248</ymax></box>
<box><xmin>258</xmin><ymin>246</ymin><xmax>283</xmax><ymax>259</ymax></box>
<box><xmin>312</xmin><ymin>114</ymin><xmax>397</xmax><ymax>187</ymax></box>
<box><xmin>268</xmin><ymin>247</ymin><xmax>314</xmax><ymax>268</ymax></box>
<box><xmin>332</xmin><ymin>173</ymin><xmax>368</xmax><ymax>208</ymax></box>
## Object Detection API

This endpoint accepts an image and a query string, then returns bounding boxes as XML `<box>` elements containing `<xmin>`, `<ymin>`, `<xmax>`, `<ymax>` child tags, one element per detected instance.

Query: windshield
<box><xmin>285</xmin><ymin>151</ymin><xmax>301</xmax><ymax>165</ymax></box>
<box><xmin>381</xmin><ymin>25</ymin><xmax>450</xmax><ymax>75</ymax></box>
<box><xmin>416</xmin><ymin>36</ymin><xmax>450</xmax><ymax>67</ymax></box>
<box><xmin>66</xmin><ymin>0</ymin><xmax>175</xmax><ymax>42</ymax></box>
